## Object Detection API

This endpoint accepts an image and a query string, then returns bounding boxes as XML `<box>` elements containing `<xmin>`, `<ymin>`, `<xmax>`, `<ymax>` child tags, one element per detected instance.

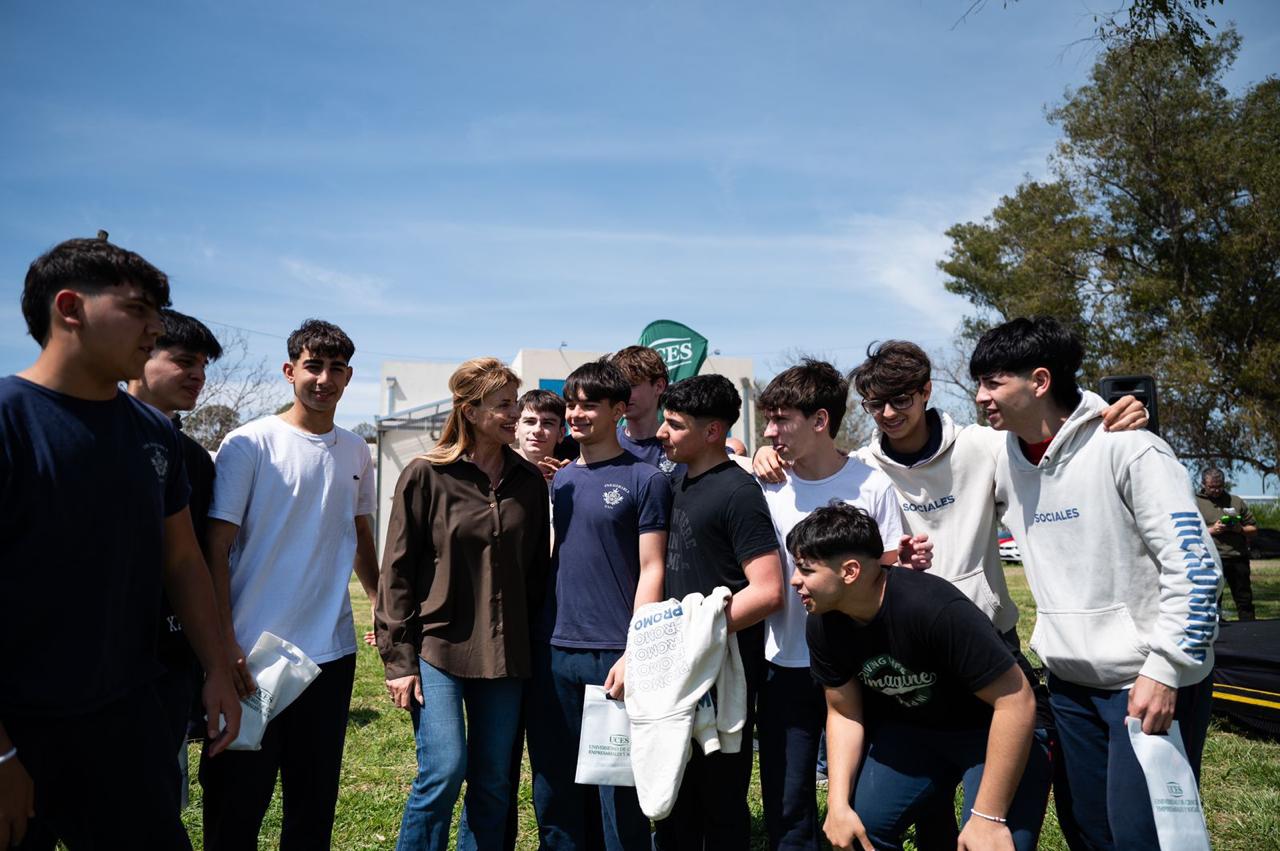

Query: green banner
<box><xmin>638</xmin><ymin>320</ymin><xmax>709</xmax><ymax>384</ymax></box>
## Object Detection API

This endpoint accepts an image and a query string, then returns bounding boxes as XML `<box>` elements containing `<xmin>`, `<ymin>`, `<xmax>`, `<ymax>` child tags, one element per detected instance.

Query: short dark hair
<box><xmin>609</xmin><ymin>345</ymin><xmax>669</xmax><ymax>385</ymax></box>
<box><xmin>518</xmin><ymin>388</ymin><xmax>567</xmax><ymax>424</ymax></box>
<box><xmin>786</xmin><ymin>501</ymin><xmax>884</xmax><ymax>565</ymax></box>
<box><xmin>22</xmin><ymin>237</ymin><xmax>171</xmax><ymax>345</ymax></box>
<box><xmin>286</xmin><ymin>319</ymin><xmax>355</xmax><ymax>362</ymax></box>
<box><xmin>849</xmin><ymin>340</ymin><xmax>931</xmax><ymax>400</ymax></box>
<box><xmin>1201</xmin><ymin>467</ymin><xmax>1225</xmax><ymax>483</ymax></box>
<box><xmin>157</xmin><ymin>309</ymin><xmax>223</xmax><ymax>362</ymax></box>
<box><xmin>660</xmin><ymin>374</ymin><xmax>741</xmax><ymax>426</ymax></box>
<box><xmin>563</xmin><ymin>360</ymin><xmax>632</xmax><ymax>406</ymax></box>
<box><xmin>968</xmin><ymin>316</ymin><xmax>1083</xmax><ymax>410</ymax></box>
<box><xmin>759</xmin><ymin>358</ymin><xmax>847</xmax><ymax>438</ymax></box>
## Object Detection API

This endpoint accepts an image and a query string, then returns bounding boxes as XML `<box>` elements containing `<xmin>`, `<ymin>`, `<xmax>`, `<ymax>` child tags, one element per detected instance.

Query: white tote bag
<box><xmin>225</xmin><ymin>632</ymin><xmax>321</xmax><ymax>751</ymax></box>
<box><xmin>1126</xmin><ymin>717</ymin><xmax>1212</xmax><ymax>850</ymax></box>
<box><xmin>574</xmin><ymin>685</ymin><xmax>635</xmax><ymax>787</ymax></box>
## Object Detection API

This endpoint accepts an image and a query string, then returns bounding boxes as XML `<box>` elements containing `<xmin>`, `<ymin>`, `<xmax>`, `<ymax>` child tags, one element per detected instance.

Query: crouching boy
<box><xmin>790</xmin><ymin>503</ymin><xmax>1048</xmax><ymax>851</ymax></box>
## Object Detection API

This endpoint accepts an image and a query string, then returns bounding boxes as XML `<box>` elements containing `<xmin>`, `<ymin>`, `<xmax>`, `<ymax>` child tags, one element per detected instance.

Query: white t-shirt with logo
<box><xmin>209</xmin><ymin>415</ymin><xmax>376</xmax><ymax>664</ymax></box>
<box><xmin>761</xmin><ymin>456</ymin><xmax>905</xmax><ymax>667</ymax></box>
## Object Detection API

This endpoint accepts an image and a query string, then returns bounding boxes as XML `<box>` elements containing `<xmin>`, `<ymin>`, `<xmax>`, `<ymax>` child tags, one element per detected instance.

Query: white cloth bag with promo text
<box><xmin>1126</xmin><ymin>717</ymin><xmax>1211</xmax><ymax>850</ymax></box>
<box><xmin>575</xmin><ymin>685</ymin><xmax>635</xmax><ymax>787</ymax></box>
<box><xmin>224</xmin><ymin>632</ymin><xmax>321</xmax><ymax>751</ymax></box>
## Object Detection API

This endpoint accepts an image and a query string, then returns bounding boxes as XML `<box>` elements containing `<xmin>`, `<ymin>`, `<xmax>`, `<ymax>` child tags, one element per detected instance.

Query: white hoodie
<box><xmin>624</xmin><ymin>589</ymin><xmax>746</xmax><ymax>820</ymax></box>
<box><xmin>993</xmin><ymin>397</ymin><xmax>1222</xmax><ymax>690</ymax></box>
<box><xmin>858</xmin><ymin>410</ymin><xmax>1019</xmax><ymax>633</ymax></box>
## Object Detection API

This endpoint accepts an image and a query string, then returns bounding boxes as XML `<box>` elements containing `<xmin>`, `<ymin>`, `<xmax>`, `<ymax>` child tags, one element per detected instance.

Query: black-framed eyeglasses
<box><xmin>860</xmin><ymin>392</ymin><xmax>919</xmax><ymax>415</ymax></box>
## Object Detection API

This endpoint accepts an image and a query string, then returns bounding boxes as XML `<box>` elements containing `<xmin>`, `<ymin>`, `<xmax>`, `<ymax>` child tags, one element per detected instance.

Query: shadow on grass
<box><xmin>349</xmin><ymin>706</ymin><xmax>381</xmax><ymax>728</ymax></box>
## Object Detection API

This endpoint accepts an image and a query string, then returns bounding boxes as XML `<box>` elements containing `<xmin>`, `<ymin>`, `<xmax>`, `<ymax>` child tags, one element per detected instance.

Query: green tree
<box><xmin>939</xmin><ymin>30</ymin><xmax>1280</xmax><ymax>481</ymax></box>
<box><xmin>963</xmin><ymin>1</ymin><xmax>1226</xmax><ymax>64</ymax></box>
<box><xmin>185</xmin><ymin>404</ymin><xmax>241</xmax><ymax>452</ymax></box>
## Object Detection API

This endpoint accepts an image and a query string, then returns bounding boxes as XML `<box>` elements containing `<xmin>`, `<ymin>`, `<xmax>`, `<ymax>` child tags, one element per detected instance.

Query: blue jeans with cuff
<box><xmin>395</xmin><ymin>658</ymin><xmax>523</xmax><ymax>851</ymax></box>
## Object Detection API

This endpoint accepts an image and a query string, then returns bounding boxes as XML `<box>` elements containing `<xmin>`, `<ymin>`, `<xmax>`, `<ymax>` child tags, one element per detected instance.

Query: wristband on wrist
<box><xmin>0</xmin><ymin>746</ymin><xmax>17</xmax><ymax>765</ymax></box>
<box><xmin>970</xmin><ymin>808</ymin><xmax>1007</xmax><ymax>825</ymax></box>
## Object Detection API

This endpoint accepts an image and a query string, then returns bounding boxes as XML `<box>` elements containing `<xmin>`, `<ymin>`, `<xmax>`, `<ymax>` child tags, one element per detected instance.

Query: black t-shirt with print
<box><xmin>807</xmin><ymin>566</ymin><xmax>1014</xmax><ymax>730</ymax></box>
<box><xmin>663</xmin><ymin>460</ymin><xmax>779</xmax><ymax>600</ymax></box>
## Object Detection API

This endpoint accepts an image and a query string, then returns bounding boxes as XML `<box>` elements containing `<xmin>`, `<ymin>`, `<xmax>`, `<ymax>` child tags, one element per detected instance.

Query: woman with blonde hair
<box><xmin>375</xmin><ymin>357</ymin><xmax>551</xmax><ymax>850</ymax></box>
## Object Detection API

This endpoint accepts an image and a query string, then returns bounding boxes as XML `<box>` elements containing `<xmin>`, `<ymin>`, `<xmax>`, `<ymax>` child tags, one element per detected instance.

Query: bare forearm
<box><xmin>634</xmin><ymin>564</ymin><xmax>664</xmax><ymax>610</ymax></box>
<box><xmin>972</xmin><ymin>696</ymin><xmax>1034</xmax><ymax>817</ymax></box>
<box><xmin>825</xmin><ymin>707</ymin><xmax>864</xmax><ymax>810</ymax></box>
<box><xmin>727</xmin><ymin>552</ymin><xmax>784</xmax><ymax>633</ymax></box>
<box><xmin>353</xmin><ymin>515</ymin><xmax>379</xmax><ymax>602</ymax></box>
<box><xmin>204</xmin><ymin>525</ymin><xmax>239</xmax><ymax>635</ymax></box>
<box><xmin>725</xmin><ymin>585</ymin><xmax>781</xmax><ymax>632</ymax></box>
<box><xmin>634</xmin><ymin>531</ymin><xmax>666</xmax><ymax>611</ymax></box>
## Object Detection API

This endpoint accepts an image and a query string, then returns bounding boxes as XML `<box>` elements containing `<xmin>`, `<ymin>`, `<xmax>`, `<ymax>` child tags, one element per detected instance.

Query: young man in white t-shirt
<box><xmin>754</xmin><ymin>359</ymin><xmax>921</xmax><ymax>851</ymax></box>
<box><xmin>201</xmin><ymin>319</ymin><xmax>379</xmax><ymax>850</ymax></box>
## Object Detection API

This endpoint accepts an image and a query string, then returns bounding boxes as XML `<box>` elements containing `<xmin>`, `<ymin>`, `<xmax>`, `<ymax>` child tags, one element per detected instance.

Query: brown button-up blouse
<box><xmin>375</xmin><ymin>447</ymin><xmax>551</xmax><ymax>680</ymax></box>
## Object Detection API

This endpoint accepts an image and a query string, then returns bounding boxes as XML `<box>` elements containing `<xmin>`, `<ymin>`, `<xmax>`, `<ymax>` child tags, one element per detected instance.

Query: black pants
<box><xmin>198</xmin><ymin>653</ymin><xmax>356</xmax><ymax>851</ymax></box>
<box><xmin>653</xmin><ymin>624</ymin><xmax>763</xmax><ymax>851</ymax></box>
<box><xmin>8</xmin><ymin>685</ymin><xmax>190</xmax><ymax>850</ymax></box>
<box><xmin>1220</xmin><ymin>556</ymin><xmax>1254</xmax><ymax>619</ymax></box>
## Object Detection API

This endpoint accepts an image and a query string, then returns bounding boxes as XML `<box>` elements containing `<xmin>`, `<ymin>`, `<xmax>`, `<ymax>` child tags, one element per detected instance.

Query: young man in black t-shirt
<box><xmin>0</xmin><ymin>238</ymin><xmax>240</xmax><ymax>849</ymax></box>
<box><xmin>789</xmin><ymin>503</ymin><xmax>1046</xmax><ymax>851</ymax></box>
<box><xmin>128</xmin><ymin>308</ymin><xmax>224</xmax><ymax>747</ymax></box>
<box><xmin>127</xmin><ymin>309</ymin><xmax>224</xmax><ymax>803</ymax></box>
<box><xmin>653</xmin><ymin>374</ymin><xmax>785</xmax><ymax>849</ymax></box>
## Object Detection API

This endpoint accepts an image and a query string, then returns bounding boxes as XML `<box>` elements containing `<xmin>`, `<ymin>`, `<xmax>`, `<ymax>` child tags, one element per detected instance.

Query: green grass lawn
<box><xmin>178</xmin><ymin>562</ymin><xmax>1280</xmax><ymax>849</ymax></box>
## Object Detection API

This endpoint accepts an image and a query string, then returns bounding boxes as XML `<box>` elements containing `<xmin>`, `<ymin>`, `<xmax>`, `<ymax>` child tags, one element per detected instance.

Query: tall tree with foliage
<box><xmin>939</xmin><ymin>29</ymin><xmax>1280</xmax><ymax>481</ymax></box>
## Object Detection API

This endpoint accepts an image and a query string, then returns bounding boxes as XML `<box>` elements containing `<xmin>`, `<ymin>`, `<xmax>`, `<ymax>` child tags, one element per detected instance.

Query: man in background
<box><xmin>1196</xmin><ymin>467</ymin><xmax>1257</xmax><ymax>621</ymax></box>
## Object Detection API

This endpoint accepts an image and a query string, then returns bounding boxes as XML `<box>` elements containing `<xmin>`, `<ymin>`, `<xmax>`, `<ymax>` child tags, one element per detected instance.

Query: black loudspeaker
<box><xmin>1098</xmin><ymin>375</ymin><xmax>1159</xmax><ymax>436</ymax></box>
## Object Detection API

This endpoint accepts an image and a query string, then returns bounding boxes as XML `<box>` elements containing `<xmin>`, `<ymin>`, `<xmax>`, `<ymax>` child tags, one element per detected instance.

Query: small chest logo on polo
<box><xmin>858</xmin><ymin>654</ymin><xmax>937</xmax><ymax>708</ymax></box>
<box><xmin>659</xmin><ymin>457</ymin><xmax>677</xmax><ymax>474</ymax></box>
<box><xmin>902</xmin><ymin>495</ymin><xmax>955</xmax><ymax>513</ymax></box>
<box><xmin>602</xmin><ymin>482</ymin><xmax>630</xmax><ymax>509</ymax></box>
<box><xmin>142</xmin><ymin>441</ymin><xmax>169</xmax><ymax>483</ymax></box>
<box><xmin>1032</xmin><ymin>508</ymin><xmax>1080</xmax><ymax>524</ymax></box>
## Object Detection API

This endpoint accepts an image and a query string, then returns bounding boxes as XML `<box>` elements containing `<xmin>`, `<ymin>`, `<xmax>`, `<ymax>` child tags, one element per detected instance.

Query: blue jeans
<box><xmin>526</xmin><ymin>643</ymin><xmax>651</xmax><ymax>851</ymax></box>
<box><xmin>849</xmin><ymin>721</ymin><xmax>1051</xmax><ymax>851</ymax></box>
<box><xmin>396</xmin><ymin>658</ymin><xmax>523</xmax><ymax>851</ymax></box>
<box><xmin>1048</xmin><ymin>674</ymin><xmax>1212</xmax><ymax>850</ymax></box>
<box><xmin>757</xmin><ymin>662</ymin><xmax>825</xmax><ymax>850</ymax></box>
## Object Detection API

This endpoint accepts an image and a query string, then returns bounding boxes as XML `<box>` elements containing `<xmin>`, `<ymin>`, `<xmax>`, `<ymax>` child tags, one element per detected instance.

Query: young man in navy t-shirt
<box><xmin>0</xmin><ymin>237</ymin><xmax>240</xmax><ymax>849</ymax></box>
<box><xmin>790</xmin><ymin>503</ymin><xmax>1043</xmax><ymax>851</ymax></box>
<box><xmin>527</xmin><ymin>360</ymin><xmax>672</xmax><ymax>850</ymax></box>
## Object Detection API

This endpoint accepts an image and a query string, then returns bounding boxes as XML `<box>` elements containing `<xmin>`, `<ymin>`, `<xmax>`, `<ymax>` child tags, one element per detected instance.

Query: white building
<box><xmin>373</xmin><ymin>347</ymin><xmax>755</xmax><ymax>550</ymax></box>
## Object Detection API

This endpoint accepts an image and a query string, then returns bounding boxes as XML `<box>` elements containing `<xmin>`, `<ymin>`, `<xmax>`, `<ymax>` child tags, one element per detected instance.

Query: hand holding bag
<box><xmin>1126</xmin><ymin>717</ymin><xmax>1212</xmax><ymax>850</ymax></box>
<box><xmin>225</xmin><ymin>632</ymin><xmax>321</xmax><ymax>751</ymax></box>
<box><xmin>574</xmin><ymin>685</ymin><xmax>635</xmax><ymax>787</ymax></box>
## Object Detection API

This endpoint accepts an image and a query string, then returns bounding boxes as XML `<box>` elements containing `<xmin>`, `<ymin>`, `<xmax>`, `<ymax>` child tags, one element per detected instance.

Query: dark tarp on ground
<box><xmin>1212</xmin><ymin>618</ymin><xmax>1280</xmax><ymax>738</ymax></box>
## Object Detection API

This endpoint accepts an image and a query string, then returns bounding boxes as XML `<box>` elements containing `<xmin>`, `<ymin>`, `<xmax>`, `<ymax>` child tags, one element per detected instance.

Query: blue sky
<box><xmin>3</xmin><ymin>1</ymin><xmax>1277</xmax><ymax>489</ymax></box>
